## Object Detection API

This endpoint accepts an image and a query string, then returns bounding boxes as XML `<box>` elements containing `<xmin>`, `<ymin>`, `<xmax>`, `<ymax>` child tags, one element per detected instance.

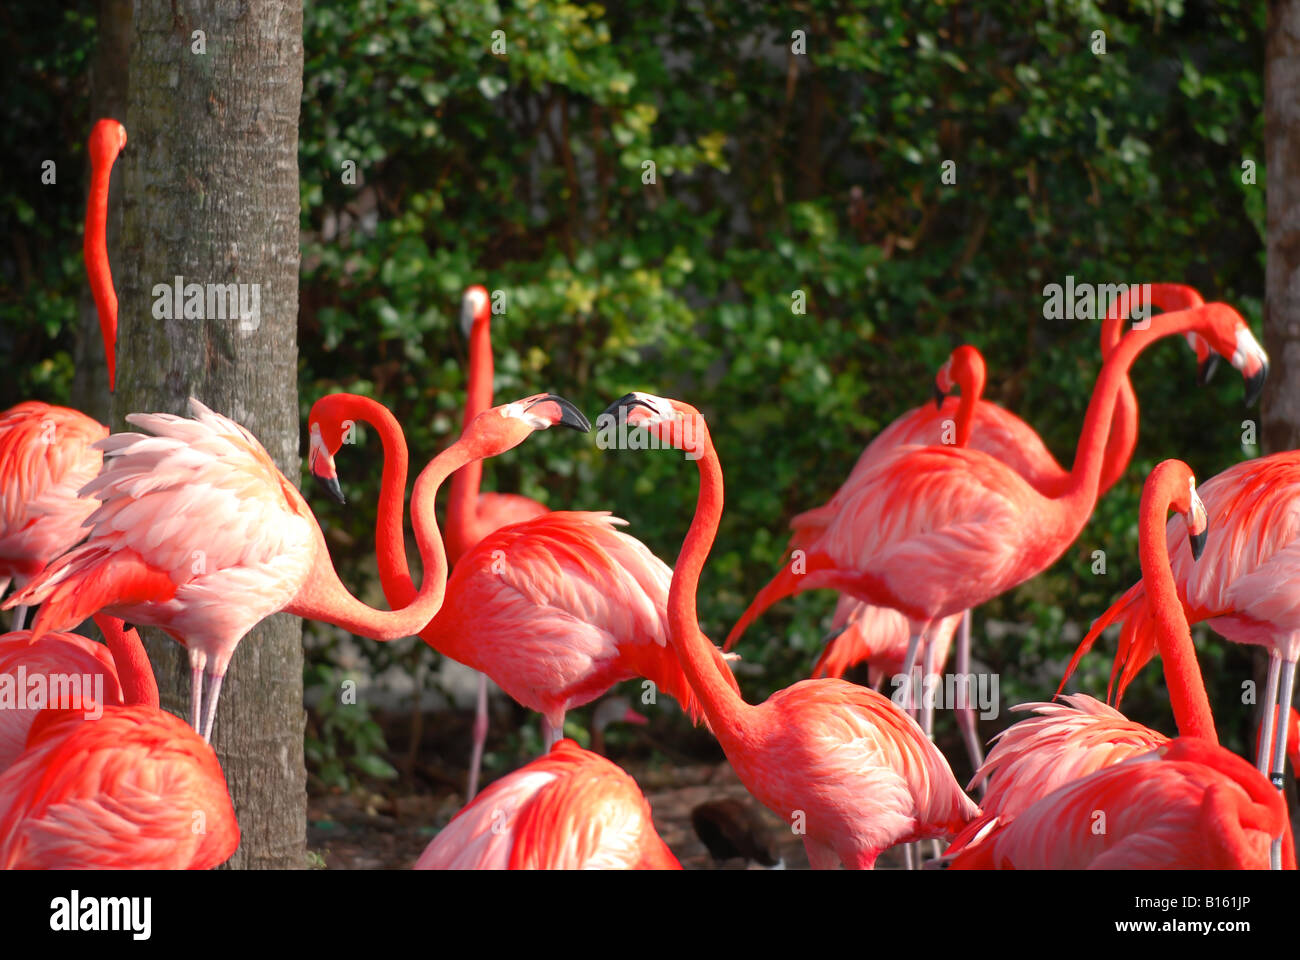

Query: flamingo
<box><xmin>4</xmin><ymin>393</ymin><xmax>589</xmax><ymax>743</ymax></box>
<box><xmin>810</xmin><ymin>287</ymin><xmax>1205</xmax><ymax>738</ymax></box>
<box><xmin>413</xmin><ymin>738</ymin><xmax>680</xmax><ymax>869</ymax></box>
<box><xmin>445</xmin><ymin>284</ymin><xmax>550</xmax><ymax>799</ymax></box>
<box><xmin>1256</xmin><ymin>706</ymin><xmax>1300</xmax><ymax>775</ymax></box>
<box><xmin>1062</xmin><ymin>449</ymin><xmax>1300</xmax><ymax>868</ymax></box>
<box><xmin>600</xmin><ymin>392</ymin><xmax>980</xmax><ymax>869</ymax></box>
<box><xmin>0</xmin><ymin>616</ymin><xmax>239</xmax><ymax>869</ymax></box>
<box><xmin>725</xmin><ymin>304</ymin><xmax>1269</xmax><ymax>738</ymax></box>
<box><xmin>306</xmin><ymin>393</ymin><xmax>739</xmax><ymax>756</ymax></box>
<box><xmin>946</xmin><ymin>460</ymin><xmax>1290</xmax><ymax>869</ymax></box>
<box><xmin>0</xmin><ymin>119</ymin><xmax>127</xmax><ymax>629</ymax></box>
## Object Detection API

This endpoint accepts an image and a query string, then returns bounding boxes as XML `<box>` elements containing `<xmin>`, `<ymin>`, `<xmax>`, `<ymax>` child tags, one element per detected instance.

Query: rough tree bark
<box><xmin>116</xmin><ymin>0</ymin><xmax>306</xmax><ymax>868</ymax></box>
<box><xmin>70</xmin><ymin>0</ymin><xmax>132</xmax><ymax>422</ymax></box>
<box><xmin>1265</xmin><ymin>0</ymin><xmax>1300</xmax><ymax>453</ymax></box>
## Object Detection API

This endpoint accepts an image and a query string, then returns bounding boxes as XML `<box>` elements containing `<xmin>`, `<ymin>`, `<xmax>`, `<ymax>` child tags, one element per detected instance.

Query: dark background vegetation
<box><xmin>0</xmin><ymin>1</ymin><xmax>1270</xmax><ymax>789</ymax></box>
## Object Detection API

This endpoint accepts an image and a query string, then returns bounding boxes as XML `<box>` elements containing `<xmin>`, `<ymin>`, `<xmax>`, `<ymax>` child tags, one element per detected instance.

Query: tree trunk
<box><xmin>1264</xmin><ymin>0</ymin><xmax>1300</xmax><ymax>453</ymax></box>
<box><xmin>70</xmin><ymin>0</ymin><xmax>132</xmax><ymax>422</ymax></box>
<box><xmin>116</xmin><ymin>0</ymin><xmax>306</xmax><ymax>868</ymax></box>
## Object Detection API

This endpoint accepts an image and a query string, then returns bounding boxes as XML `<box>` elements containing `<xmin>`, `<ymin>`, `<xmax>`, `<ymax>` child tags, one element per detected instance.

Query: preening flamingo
<box><xmin>413</xmin><ymin>738</ymin><xmax>679</xmax><ymax>869</ymax></box>
<box><xmin>947</xmin><ymin>459</ymin><xmax>1290</xmax><ymax>869</ymax></box>
<box><xmin>307</xmin><ymin>393</ymin><xmax>738</xmax><ymax>756</ymax></box>
<box><xmin>0</xmin><ymin>615</ymin><xmax>239</xmax><ymax>869</ymax></box>
<box><xmin>5</xmin><ymin>393</ymin><xmax>587</xmax><ymax>743</ymax></box>
<box><xmin>600</xmin><ymin>392</ymin><xmax>980</xmax><ymax>869</ymax></box>
<box><xmin>0</xmin><ymin>119</ymin><xmax>127</xmax><ymax>629</ymax></box>
<box><xmin>1062</xmin><ymin>449</ymin><xmax>1300</xmax><ymax>868</ymax></box>
<box><xmin>726</xmin><ymin>304</ymin><xmax>1268</xmax><ymax>736</ymax></box>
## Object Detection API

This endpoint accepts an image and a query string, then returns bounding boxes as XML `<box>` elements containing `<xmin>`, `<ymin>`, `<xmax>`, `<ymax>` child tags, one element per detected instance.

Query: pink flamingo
<box><xmin>947</xmin><ymin>460</ymin><xmax>1290</xmax><ymax>869</ymax></box>
<box><xmin>779</xmin><ymin>287</ymin><xmax>1206</xmax><ymax>765</ymax></box>
<box><xmin>5</xmin><ymin>393</ymin><xmax>588</xmax><ymax>743</ymax></box>
<box><xmin>967</xmin><ymin>459</ymin><xmax>1211</xmax><ymax>821</ymax></box>
<box><xmin>446</xmin><ymin>285</ymin><xmax>550</xmax><ymax>798</ymax></box>
<box><xmin>0</xmin><ymin>119</ymin><xmax>127</xmax><ymax>628</ymax></box>
<box><xmin>413</xmin><ymin>738</ymin><xmax>678</xmax><ymax>869</ymax></box>
<box><xmin>725</xmin><ymin>304</ymin><xmax>1268</xmax><ymax>737</ymax></box>
<box><xmin>0</xmin><ymin>615</ymin><xmax>239</xmax><ymax>869</ymax></box>
<box><xmin>1063</xmin><ymin>449</ymin><xmax>1300</xmax><ymax>868</ymax></box>
<box><xmin>600</xmin><ymin>392</ymin><xmax>980</xmax><ymax>869</ymax></box>
<box><xmin>307</xmin><ymin>393</ymin><xmax>738</xmax><ymax>758</ymax></box>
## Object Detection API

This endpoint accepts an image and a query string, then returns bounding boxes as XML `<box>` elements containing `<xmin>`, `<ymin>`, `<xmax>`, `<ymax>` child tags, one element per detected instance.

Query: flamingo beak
<box><xmin>1244</xmin><ymin>361</ymin><xmax>1269</xmax><ymax>408</ymax></box>
<box><xmin>1189</xmin><ymin>528</ymin><xmax>1207</xmax><ymax>561</ymax></box>
<box><xmin>318</xmin><ymin>474</ymin><xmax>346</xmax><ymax>505</ymax></box>
<box><xmin>525</xmin><ymin>394</ymin><xmax>591</xmax><ymax>432</ymax></box>
<box><xmin>933</xmin><ymin>385</ymin><xmax>945</xmax><ymax>410</ymax></box>
<box><xmin>622</xmin><ymin>707</ymin><xmax>648</xmax><ymax>726</ymax></box>
<box><xmin>460</xmin><ymin>296</ymin><xmax>476</xmax><ymax>337</ymax></box>
<box><xmin>1197</xmin><ymin>353</ymin><xmax>1220</xmax><ymax>386</ymax></box>
<box><xmin>601</xmin><ymin>392</ymin><xmax>658</xmax><ymax>422</ymax></box>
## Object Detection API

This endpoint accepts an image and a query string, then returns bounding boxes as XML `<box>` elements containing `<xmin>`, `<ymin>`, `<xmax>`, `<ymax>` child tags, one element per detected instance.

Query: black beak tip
<box><xmin>1245</xmin><ymin>363</ymin><xmax>1268</xmax><ymax>408</ymax></box>
<box><xmin>1189</xmin><ymin>529</ymin><xmax>1207</xmax><ymax>561</ymax></box>
<box><xmin>1196</xmin><ymin>354</ymin><xmax>1220</xmax><ymax>387</ymax></box>
<box><xmin>315</xmin><ymin>473</ymin><xmax>346</xmax><ymax>505</ymax></box>
<box><xmin>933</xmin><ymin>386</ymin><xmax>945</xmax><ymax>411</ymax></box>
<box><xmin>532</xmin><ymin>394</ymin><xmax>591</xmax><ymax>433</ymax></box>
<box><xmin>599</xmin><ymin>392</ymin><xmax>657</xmax><ymax>423</ymax></box>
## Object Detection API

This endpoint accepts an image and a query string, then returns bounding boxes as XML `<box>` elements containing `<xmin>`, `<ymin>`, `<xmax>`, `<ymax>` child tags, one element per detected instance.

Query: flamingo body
<box><xmin>0</xmin><ymin>705</ymin><xmax>237</xmax><ymax>869</ymax></box>
<box><xmin>415</xmin><ymin>739</ymin><xmax>679</xmax><ymax>869</ymax></box>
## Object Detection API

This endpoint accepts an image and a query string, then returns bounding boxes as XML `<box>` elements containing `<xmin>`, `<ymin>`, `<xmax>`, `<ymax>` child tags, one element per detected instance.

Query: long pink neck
<box><xmin>339</xmin><ymin>396</ymin><xmax>412</xmax><ymax>594</ymax></box>
<box><xmin>85</xmin><ymin>145</ymin><xmax>119</xmax><ymax>391</ymax></box>
<box><xmin>1052</xmin><ymin>306</ymin><xmax>1213</xmax><ymax>531</ymax></box>
<box><xmin>92</xmin><ymin>614</ymin><xmax>158</xmax><ymax>709</ymax></box>
<box><xmin>955</xmin><ymin>360</ymin><xmax>984</xmax><ymax>448</ymax></box>
<box><xmin>665</xmin><ymin>420</ymin><xmax>754</xmax><ymax>742</ymax></box>
<box><xmin>1096</xmin><ymin>284</ymin><xmax>1203</xmax><ymax>495</ymax></box>
<box><xmin>289</xmin><ymin>426</ymin><xmax>477</xmax><ymax>637</ymax></box>
<box><xmin>447</xmin><ymin>316</ymin><xmax>494</xmax><ymax>563</ymax></box>
<box><xmin>1140</xmin><ymin>464</ymin><xmax>1219</xmax><ymax>743</ymax></box>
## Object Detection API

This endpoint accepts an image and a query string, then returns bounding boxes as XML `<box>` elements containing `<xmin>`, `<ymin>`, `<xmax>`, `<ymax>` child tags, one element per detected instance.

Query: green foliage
<box><xmin>2</xmin><ymin>1</ymin><xmax>1271</xmax><ymax>765</ymax></box>
<box><xmin>305</xmin><ymin>665</ymin><xmax>400</xmax><ymax>790</ymax></box>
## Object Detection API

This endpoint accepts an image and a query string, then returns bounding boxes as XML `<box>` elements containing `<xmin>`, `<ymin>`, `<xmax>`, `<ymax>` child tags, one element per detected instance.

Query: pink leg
<box><xmin>1269</xmin><ymin>657</ymin><xmax>1296</xmax><ymax>871</ymax></box>
<box><xmin>200</xmin><ymin>671</ymin><xmax>223</xmax><ymax>744</ymax></box>
<box><xmin>9</xmin><ymin>604</ymin><xmax>27</xmax><ymax>632</ymax></box>
<box><xmin>542</xmin><ymin>713</ymin><xmax>565</xmax><ymax>752</ymax></box>
<box><xmin>190</xmin><ymin>664</ymin><xmax>204</xmax><ymax>735</ymax></box>
<box><xmin>466</xmin><ymin>672</ymin><xmax>489</xmax><ymax>801</ymax></box>
<box><xmin>954</xmin><ymin>610</ymin><xmax>985</xmax><ymax>785</ymax></box>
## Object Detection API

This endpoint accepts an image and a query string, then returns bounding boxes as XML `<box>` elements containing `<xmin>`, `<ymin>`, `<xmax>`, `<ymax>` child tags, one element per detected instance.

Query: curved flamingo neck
<box><xmin>1140</xmin><ymin>464</ymin><xmax>1218</xmax><ymax>743</ymax></box>
<box><xmin>85</xmin><ymin>131</ymin><xmax>121</xmax><ymax>391</ymax></box>
<box><xmin>1056</xmin><ymin>307</ymin><xmax>1211</xmax><ymax>524</ymax></box>
<box><xmin>92</xmin><ymin>614</ymin><xmax>158</xmax><ymax>709</ymax></box>
<box><xmin>666</xmin><ymin>419</ymin><xmax>753</xmax><ymax>738</ymax></box>
<box><xmin>447</xmin><ymin>315</ymin><xmax>494</xmax><ymax>562</ymax></box>
<box><xmin>331</xmin><ymin>396</ymin><xmax>411</xmax><ymax>592</ymax></box>
<box><xmin>289</xmin><ymin>428</ymin><xmax>473</xmax><ymax>637</ymax></box>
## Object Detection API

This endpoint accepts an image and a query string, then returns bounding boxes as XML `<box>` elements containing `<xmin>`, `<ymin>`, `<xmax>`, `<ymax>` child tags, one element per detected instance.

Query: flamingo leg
<box><xmin>466</xmin><ymin>671</ymin><xmax>489</xmax><ymax>801</ymax></box>
<box><xmin>190</xmin><ymin>664</ymin><xmax>204</xmax><ymax>735</ymax></box>
<box><xmin>899</xmin><ymin>630</ymin><xmax>927</xmax><ymax>718</ymax></box>
<box><xmin>1256</xmin><ymin>653</ymin><xmax>1281</xmax><ymax>777</ymax></box>
<box><xmin>200</xmin><ymin>671</ymin><xmax>223</xmax><ymax>744</ymax></box>
<box><xmin>902</xmin><ymin>843</ymin><xmax>914</xmax><ymax>870</ymax></box>
<box><xmin>921</xmin><ymin>637</ymin><xmax>937</xmax><ymax>741</ymax></box>
<box><xmin>542</xmin><ymin>713</ymin><xmax>564</xmax><ymax>752</ymax></box>
<box><xmin>1269</xmin><ymin>657</ymin><xmax>1297</xmax><ymax>871</ymax></box>
<box><xmin>9</xmin><ymin>604</ymin><xmax>27</xmax><ymax>632</ymax></box>
<box><xmin>954</xmin><ymin>610</ymin><xmax>985</xmax><ymax>783</ymax></box>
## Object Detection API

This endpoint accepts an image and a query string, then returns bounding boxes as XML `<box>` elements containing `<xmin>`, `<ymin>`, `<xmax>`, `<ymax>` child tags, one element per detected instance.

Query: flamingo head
<box><xmin>1156</xmin><ymin>459</ymin><xmax>1209</xmax><ymax>561</ymax></box>
<box><xmin>933</xmin><ymin>345</ymin><xmax>985</xmax><ymax>410</ymax></box>
<box><xmin>1188</xmin><ymin>304</ymin><xmax>1269</xmax><ymax>406</ymax></box>
<box><xmin>468</xmin><ymin>393</ymin><xmax>590</xmax><ymax>456</ymax></box>
<box><xmin>1185</xmin><ymin>331</ymin><xmax>1220</xmax><ymax>386</ymax></box>
<box><xmin>598</xmin><ymin>392</ymin><xmax>707</xmax><ymax>459</ymax></box>
<box><xmin>89</xmin><ymin>118</ymin><xmax>127</xmax><ymax>169</ymax></box>
<box><xmin>460</xmin><ymin>284</ymin><xmax>490</xmax><ymax>337</ymax></box>
<box><xmin>306</xmin><ymin>394</ymin><xmax>354</xmax><ymax>504</ymax></box>
<box><xmin>592</xmin><ymin>695</ymin><xmax>648</xmax><ymax>733</ymax></box>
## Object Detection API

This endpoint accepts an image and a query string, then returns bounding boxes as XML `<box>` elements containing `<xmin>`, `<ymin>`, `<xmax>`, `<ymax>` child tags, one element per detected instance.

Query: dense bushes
<box><xmin>0</xmin><ymin>1</ymin><xmax>1268</xmax><ymax>772</ymax></box>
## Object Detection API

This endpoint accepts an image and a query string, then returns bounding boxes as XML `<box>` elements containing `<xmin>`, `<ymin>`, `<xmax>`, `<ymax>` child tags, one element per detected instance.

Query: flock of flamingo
<box><xmin>0</xmin><ymin>117</ymin><xmax>1296</xmax><ymax>870</ymax></box>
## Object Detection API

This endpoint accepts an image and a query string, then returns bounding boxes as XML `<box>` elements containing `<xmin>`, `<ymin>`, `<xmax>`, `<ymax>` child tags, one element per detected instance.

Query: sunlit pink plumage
<box><xmin>604</xmin><ymin>392</ymin><xmax>980</xmax><ymax>868</ymax></box>
<box><xmin>414</xmin><ymin>738</ymin><xmax>679</xmax><ymax>869</ymax></box>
